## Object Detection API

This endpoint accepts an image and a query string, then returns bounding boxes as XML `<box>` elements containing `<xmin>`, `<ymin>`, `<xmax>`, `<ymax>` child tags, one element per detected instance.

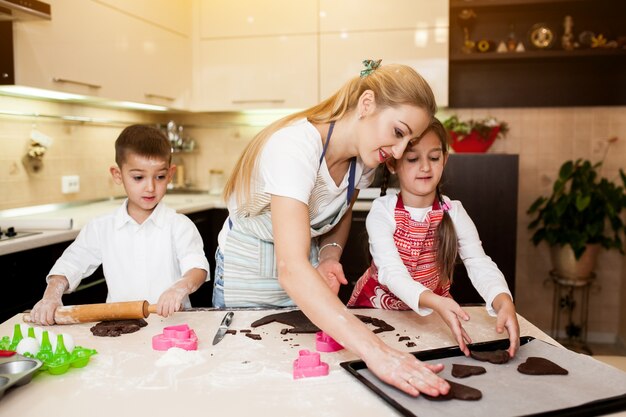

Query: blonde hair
<box><xmin>223</xmin><ymin>63</ymin><xmax>437</xmax><ymax>203</ymax></box>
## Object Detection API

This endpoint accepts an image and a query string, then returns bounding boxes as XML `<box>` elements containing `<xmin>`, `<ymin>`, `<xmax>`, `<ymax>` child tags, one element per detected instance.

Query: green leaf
<box><xmin>575</xmin><ymin>194</ymin><xmax>591</xmax><ymax>211</ymax></box>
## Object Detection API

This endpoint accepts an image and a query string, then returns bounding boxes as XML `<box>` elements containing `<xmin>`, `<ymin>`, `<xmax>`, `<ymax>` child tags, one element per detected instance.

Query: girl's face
<box><xmin>358</xmin><ymin>104</ymin><xmax>431</xmax><ymax>168</ymax></box>
<box><xmin>110</xmin><ymin>153</ymin><xmax>175</xmax><ymax>223</ymax></box>
<box><xmin>389</xmin><ymin>129</ymin><xmax>447</xmax><ymax>208</ymax></box>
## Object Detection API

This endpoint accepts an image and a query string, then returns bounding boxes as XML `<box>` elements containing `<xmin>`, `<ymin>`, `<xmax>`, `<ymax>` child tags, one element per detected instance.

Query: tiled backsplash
<box><xmin>1</xmin><ymin>95</ymin><xmax>625</xmax><ymax>346</ymax></box>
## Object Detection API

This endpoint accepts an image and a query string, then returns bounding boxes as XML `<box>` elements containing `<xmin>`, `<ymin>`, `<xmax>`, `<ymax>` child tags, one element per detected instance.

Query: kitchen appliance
<box><xmin>0</xmin><ymin>0</ymin><xmax>51</xmax><ymax>21</ymax></box>
<box><xmin>0</xmin><ymin>227</ymin><xmax>40</xmax><ymax>242</ymax></box>
<box><xmin>212</xmin><ymin>311</ymin><xmax>234</xmax><ymax>345</ymax></box>
<box><xmin>22</xmin><ymin>300</ymin><xmax>158</xmax><ymax>325</ymax></box>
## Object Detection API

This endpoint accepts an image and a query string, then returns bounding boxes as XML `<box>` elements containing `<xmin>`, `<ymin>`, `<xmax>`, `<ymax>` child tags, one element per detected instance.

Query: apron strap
<box><xmin>319</xmin><ymin>121</ymin><xmax>356</xmax><ymax>205</ymax></box>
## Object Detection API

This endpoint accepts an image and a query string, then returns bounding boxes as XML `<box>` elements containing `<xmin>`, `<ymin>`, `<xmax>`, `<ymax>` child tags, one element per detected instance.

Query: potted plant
<box><xmin>442</xmin><ymin>115</ymin><xmax>509</xmax><ymax>153</ymax></box>
<box><xmin>527</xmin><ymin>151</ymin><xmax>626</xmax><ymax>279</ymax></box>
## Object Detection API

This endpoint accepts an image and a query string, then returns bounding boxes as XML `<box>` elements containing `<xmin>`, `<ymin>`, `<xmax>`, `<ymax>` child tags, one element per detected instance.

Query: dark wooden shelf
<box><xmin>450</xmin><ymin>48</ymin><xmax>626</xmax><ymax>61</ymax></box>
<box><xmin>451</xmin><ymin>0</ymin><xmax>594</xmax><ymax>8</ymax></box>
<box><xmin>448</xmin><ymin>0</ymin><xmax>626</xmax><ymax>107</ymax></box>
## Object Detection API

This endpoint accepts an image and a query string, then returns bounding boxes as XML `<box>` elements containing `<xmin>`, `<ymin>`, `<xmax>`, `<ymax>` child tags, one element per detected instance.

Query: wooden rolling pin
<box><xmin>23</xmin><ymin>300</ymin><xmax>158</xmax><ymax>325</ymax></box>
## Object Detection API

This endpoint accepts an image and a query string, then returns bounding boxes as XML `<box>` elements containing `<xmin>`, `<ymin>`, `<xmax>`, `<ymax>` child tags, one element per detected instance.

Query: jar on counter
<box><xmin>209</xmin><ymin>169</ymin><xmax>224</xmax><ymax>195</ymax></box>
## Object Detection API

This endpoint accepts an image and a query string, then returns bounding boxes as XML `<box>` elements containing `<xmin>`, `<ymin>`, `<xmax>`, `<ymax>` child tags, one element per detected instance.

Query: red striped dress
<box><xmin>347</xmin><ymin>194</ymin><xmax>450</xmax><ymax>309</ymax></box>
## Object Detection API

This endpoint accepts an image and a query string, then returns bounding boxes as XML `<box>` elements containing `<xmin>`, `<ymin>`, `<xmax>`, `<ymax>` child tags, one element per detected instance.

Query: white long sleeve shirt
<box><xmin>48</xmin><ymin>199</ymin><xmax>210</xmax><ymax>307</ymax></box>
<box><xmin>367</xmin><ymin>193</ymin><xmax>511</xmax><ymax>316</ymax></box>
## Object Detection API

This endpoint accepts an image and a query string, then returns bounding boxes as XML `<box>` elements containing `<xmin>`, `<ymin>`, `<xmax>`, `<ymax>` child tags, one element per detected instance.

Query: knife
<box><xmin>212</xmin><ymin>311</ymin><xmax>234</xmax><ymax>345</ymax></box>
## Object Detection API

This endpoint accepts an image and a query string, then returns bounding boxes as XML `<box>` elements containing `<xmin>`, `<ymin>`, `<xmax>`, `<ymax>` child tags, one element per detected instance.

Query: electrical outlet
<box><xmin>61</xmin><ymin>175</ymin><xmax>80</xmax><ymax>194</ymax></box>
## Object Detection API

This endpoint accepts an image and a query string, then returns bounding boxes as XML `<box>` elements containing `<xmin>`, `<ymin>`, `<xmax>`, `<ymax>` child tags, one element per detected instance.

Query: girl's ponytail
<box><xmin>436</xmin><ymin>186</ymin><xmax>458</xmax><ymax>286</ymax></box>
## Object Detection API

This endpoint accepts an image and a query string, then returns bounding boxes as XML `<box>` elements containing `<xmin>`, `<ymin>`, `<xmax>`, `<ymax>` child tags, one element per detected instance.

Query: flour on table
<box><xmin>155</xmin><ymin>347</ymin><xmax>205</xmax><ymax>367</ymax></box>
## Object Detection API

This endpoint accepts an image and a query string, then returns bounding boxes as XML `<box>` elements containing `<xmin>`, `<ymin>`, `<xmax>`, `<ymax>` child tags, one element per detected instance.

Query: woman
<box><xmin>215</xmin><ymin>61</ymin><xmax>449</xmax><ymax>397</ymax></box>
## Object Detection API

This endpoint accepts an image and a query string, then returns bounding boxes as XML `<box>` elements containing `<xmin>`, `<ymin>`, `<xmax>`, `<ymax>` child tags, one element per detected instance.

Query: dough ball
<box><xmin>16</xmin><ymin>337</ymin><xmax>40</xmax><ymax>356</ymax></box>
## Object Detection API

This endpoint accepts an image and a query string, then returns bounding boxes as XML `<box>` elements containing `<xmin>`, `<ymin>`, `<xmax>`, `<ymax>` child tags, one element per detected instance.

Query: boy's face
<box><xmin>110</xmin><ymin>153</ymin><xmax>175</xmax><ymax>222</ymax></box>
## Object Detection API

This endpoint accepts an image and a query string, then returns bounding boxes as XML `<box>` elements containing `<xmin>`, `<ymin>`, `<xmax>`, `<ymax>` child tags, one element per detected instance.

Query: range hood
<box><xmin>0</xmin><ymin>0</ymin><xmax>51</xmax><ymax>21</ymax></box>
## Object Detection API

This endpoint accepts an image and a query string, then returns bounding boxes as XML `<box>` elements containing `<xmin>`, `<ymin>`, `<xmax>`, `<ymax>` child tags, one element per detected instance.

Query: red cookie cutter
<box><xmin>293</xmin><ymin>349</ymin><xmax>329</xmax><ymax>379</ymax></box>
<box><xmin>152</xmin><ymin>324</ymin><xmax>198</xmax><ymax>351</ymax></box>
<box><xmin>315</xmin><ymin>331</ymin><xmax>344</xmax><ymax>352</ymax></box>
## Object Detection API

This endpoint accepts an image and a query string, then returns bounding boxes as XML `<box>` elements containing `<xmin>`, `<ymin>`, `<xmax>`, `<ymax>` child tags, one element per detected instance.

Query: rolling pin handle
<box><xmin>147</xmin><ymin>303</ymin><xmax>158</xmax><ymax>316</ymax></box>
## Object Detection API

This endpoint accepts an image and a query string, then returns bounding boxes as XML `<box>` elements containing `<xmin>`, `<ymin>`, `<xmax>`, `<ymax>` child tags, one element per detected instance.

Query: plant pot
<box><xmin>549</xmin><ymin>244</ymin><xmax>600</xmax><ymax>280</ymax></box>
<box><xmin>449</xmin><ymin>126</ymin><xmax>500</xmax><ymax>153</ymax></box>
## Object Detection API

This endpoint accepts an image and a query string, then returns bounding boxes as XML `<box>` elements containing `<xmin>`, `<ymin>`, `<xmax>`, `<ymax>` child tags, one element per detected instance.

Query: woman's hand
<box><xmin>316</xmin><ymin>258</ymin><xmax>348</xmax><ymax>295</ymax></box>
<box><xmin>422</xmin><ymin>292</ymin><xmax>472</xmax><ymax>356</ymax></box>
<box><xmin>365</xmin><ymin>343</ymin><xmax>450</xmax><ymax>397</ymax></box>
<box><xmin>492</xmin><ymin>293</ymin><xmax>520</xmax><ymax>357</ymax></box>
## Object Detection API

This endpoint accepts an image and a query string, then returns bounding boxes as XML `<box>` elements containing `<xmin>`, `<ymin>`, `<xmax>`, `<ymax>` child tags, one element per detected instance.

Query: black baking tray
<box><xmin>340</xmin><ymin>337</ymin><xmax>626</xmax><ymax>417</ymax></box>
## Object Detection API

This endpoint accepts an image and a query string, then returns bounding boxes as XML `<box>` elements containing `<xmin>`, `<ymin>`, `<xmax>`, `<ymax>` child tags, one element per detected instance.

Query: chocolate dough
<box><xmin>517</xmin><ymin>357</ymin><xmax>568</xmax><ymax>375</ymax></box>
<box><xmin>250</xmin><ymin>310</ymin><xmax>395</xmax><ymax>334</ymax></box>
<box><xmin>451</xmin><ymin>364</ymin><xmax>486</xmax><ymax>378</ymax></box>
<box><xmin>470</xmin><ymin>349</ymin><xmax>510</xmax><ymax>364</ymax></box>
<box><xmin>245</xmin><ymin>333</ymin><xmax>262</xmax><ymax>341</ymax></box>
<box><xmin>90</xmin><ymin>318</ymin><xmax>148</xmax><ymax>337</ymax></box>
<box><xmin>423</xmin><ymin>379</ymin><xmax>482</xmax><ymax>401</ymax></box>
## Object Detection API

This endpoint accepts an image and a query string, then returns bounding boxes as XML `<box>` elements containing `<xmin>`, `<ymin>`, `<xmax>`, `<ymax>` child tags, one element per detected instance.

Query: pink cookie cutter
<box><xmin>293</xmin><ymin>349</ymin><xmax>329</xmax><ymax>379</ymax></box>
<box><xmin>152</xmin><ymin>324</ymin><xmax>198</xmax><ymax>351</ymax></box>
<box><xmin>315</xmin><ymin>331</ymin><xmax>344</xmax><ymax>352</ymax></box>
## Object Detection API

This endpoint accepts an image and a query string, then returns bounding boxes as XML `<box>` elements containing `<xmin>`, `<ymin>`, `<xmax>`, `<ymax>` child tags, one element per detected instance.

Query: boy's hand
<box><xmin>30</xmin><ymin>297</ymin><xmax>63</xmax><ymax>326</ymax></box>
<box><xmin>156</xmin><ymin>285</ymin><xmax>188</xmax><ymax>318</ymax></box>
<box><xmin>156</xmin><ymin>269</ymin><xmax>207</xmax><ymax>317</ymax></box>
<box><xmin>422</xmin><ymin>292</ymin><xmax>472</xmax><ymax>356</ymax></box>
<box><xmin>492</xmin><ymin>293</ymin><xmax>520</xmax><ymax>357</ymax></box>
<box><xmin>316</xmin><ymin>259</ymin><xmax>348</xmax><ymax>295</ymax></box>
<box><xmin>30</xmin><ymin>275</ymin><xmax>68</xmax><ymax>325</ymax></box>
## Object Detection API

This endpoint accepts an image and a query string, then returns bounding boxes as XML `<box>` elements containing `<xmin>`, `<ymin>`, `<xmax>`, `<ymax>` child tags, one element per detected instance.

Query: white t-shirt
<box><xmin>48</xmin><ymin>200</ymin><xmax>210</xmax><ymax>307</ymax></box>
<box><xmin>218</xmin><ymin>118</ymin><xmax>375</xmax><ymax>247</ymax></box>
<box><xmin>367</xmin><ymin>193</ymin><xmax>512</xmax><ymax>316</ymax></box>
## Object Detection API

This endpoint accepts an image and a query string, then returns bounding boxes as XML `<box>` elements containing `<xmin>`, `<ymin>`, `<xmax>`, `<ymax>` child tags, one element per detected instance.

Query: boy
<box><xmin>30</xmin><ymin>125</ymin><xmax>210</xmax><ymax>325</ymax></box>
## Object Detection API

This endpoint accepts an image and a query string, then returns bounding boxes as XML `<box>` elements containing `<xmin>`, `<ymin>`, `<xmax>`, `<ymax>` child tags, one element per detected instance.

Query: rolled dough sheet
<box><xmin>355</xmin><ymin>339</ymin><xmax>626</xmax><ymax>417</ymax></box>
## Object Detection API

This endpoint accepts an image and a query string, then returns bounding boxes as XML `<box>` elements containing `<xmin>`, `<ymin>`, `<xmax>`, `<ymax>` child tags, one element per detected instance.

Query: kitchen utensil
<box><xmin>212</xmin><ymin>312</ymin><xmax>234</xmax><ymax>345</ymax></box>
<box><xmin>22</xmin><ymin>300</ymin><xmax>157</xmax><ymax>325</ymax></box>
<box><xmin>152</xmin><ymin>324</ymin><xmax>198</xmax><ymax>351</ymax></box>
<box><xmin>0</xmin><ymin>352</ymin><xmax>43</xmax><ymax>400</ymax></box>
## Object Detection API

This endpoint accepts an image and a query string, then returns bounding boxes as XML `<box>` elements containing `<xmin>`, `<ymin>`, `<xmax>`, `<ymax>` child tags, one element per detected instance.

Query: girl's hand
<box><xmin>423</xmin><ymin>292</ymin><xmax>472</xmax><ymax>356</ymax></box>
<box><xmin>365</xmin><ymin>342</ymin><xmax>450</xmax><ymax>397</ymax></box>
<box><xmin>316</xmin><ymin>259</ymin><xmax>348</xmax><ymax>295</ymax></box>
<box><xmin>493</xmin><ymin>293</ymin><xmax>520</xmax><ymax>357</ymax></box>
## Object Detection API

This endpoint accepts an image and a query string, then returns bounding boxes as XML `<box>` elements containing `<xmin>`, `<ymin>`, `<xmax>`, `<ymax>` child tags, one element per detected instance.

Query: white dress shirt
<box><xmin>48</xmin><ymin>199</ymin><xmax>210</xmax><ymax>307</ymax></box>
<box><xmin>367</xmin><ymin>193</ymin><xmax>512</xmax><ymax>316</ymax></box>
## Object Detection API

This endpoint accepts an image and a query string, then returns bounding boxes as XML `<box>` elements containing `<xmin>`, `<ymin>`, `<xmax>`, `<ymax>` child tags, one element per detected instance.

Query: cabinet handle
<box><xmin>144</xmin><ymin>93</ymin><xmax>175</xmax><ymax>101</ymax></box>
<box><xmin>231</xmin><ymin>99</ymin><xmax>285</xmax><ymax>104</ymax></box>
<box><xmin>52</xmin><ymin>77</ymin><xmax>101</xmax><ymax>89</ymax></box>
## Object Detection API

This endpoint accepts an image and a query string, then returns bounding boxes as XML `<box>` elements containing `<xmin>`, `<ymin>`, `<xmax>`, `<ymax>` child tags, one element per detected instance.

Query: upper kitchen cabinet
<box><xmin>193</xmin><ymin>0</ymin><xmax>318</xmax><ymax>111</ymax></box>
<box><xmin>319</xmin><ymin>0</ymin><xmax>448</xmax><ymax>32</ymax></box>
<box><xmin>318</xmin><ymin>0</ymin><xmax>449</xmax><ymax>108</ymax></box>
<box><xmin>8</xmin><ymin>0</ymin><xmax>192</xmax><ymax>109</ymax></box>
<box><xmin>449</xmin><ymin>0</ymin><xmax>626</xmax><ymax>107</ymax></box>
<box><xmin>320</xmin><ymin>29</ymin><xmax>449</xmax><ymax>108</ymax></box>
<box><xmin>199</xmin><ymin>0</ymin><xmax>317</xmax><ymax>38</ymax></box>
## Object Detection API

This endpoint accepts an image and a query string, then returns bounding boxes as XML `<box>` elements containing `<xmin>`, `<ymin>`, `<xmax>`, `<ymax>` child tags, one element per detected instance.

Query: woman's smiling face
<box><xmin>357</xmin><ymin>104</ymin><xmax>431</xmax><ymax>169</ymax></box>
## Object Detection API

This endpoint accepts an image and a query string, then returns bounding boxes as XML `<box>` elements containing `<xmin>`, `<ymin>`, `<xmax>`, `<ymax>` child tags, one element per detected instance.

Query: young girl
<box><xmin>348</xmin><ymin>118</ymin><xmax>520</xmax><ymax>357</ymax></box>
<box><xmin>215</xmin><ymin>61</ymin><xmax>450</xmax><ymax>398</ymax></box>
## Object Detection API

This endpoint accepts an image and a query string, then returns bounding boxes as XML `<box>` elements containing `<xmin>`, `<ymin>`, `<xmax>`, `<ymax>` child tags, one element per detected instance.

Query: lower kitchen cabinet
<box><xmin>184</xmin><ymin>208</ymin><xmax>229</xmax><ymax>308</ymax></box>
<box><xmin>0</xmin><ymin>241</ymin><xmax>107</xmax><ymax>323</ymax></box>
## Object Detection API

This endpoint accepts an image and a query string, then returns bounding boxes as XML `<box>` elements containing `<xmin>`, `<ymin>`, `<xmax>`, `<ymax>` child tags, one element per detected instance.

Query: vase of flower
<box><xmin>442</xmin><ymin>115</ymin><xmax>508</xmax><ymax>153</ymax></box>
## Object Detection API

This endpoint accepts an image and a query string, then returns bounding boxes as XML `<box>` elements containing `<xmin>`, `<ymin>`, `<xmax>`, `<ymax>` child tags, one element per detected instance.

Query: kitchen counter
<box><xmin>0</xmin><ymin>194</ymin><xmax>227</xmax><ymax>256</ymax></box>
<box><xmin>0</xmin><ymin>307</ymin><xmax>574</xmax><ymax>417</ymax></box>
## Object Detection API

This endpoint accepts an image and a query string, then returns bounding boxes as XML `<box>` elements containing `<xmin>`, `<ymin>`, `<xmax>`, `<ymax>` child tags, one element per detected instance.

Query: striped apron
<box><xmin>221</xmin><ymin>122</ymin><xmax>357</xmax><ymax>307</ymax></box>
<box><xmin>347</xmin><ymin>194</ymin><xmax>450</xmax><ymax>309</ymax></box>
